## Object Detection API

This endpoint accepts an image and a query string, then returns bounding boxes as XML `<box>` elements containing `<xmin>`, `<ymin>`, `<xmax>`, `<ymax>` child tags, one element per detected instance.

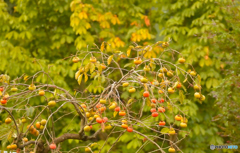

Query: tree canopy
<box><xmin>0</xmin><ymin>0</ymin><xmax>239</xmax><ymax>153</ymax></box>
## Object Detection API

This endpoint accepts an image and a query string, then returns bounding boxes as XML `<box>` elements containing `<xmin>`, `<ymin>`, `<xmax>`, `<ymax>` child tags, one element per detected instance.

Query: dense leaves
<box><xmin>0</xmin><ymin>0</ymin><xmax>239</xmax><ymax>152</ymax></box>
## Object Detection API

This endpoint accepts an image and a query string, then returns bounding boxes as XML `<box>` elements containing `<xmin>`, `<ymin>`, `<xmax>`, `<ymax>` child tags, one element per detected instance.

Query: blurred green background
<box><xmin>0</xmin><ymin>0</ymin><xmax>240</xmax><ymax>152</ymax></box>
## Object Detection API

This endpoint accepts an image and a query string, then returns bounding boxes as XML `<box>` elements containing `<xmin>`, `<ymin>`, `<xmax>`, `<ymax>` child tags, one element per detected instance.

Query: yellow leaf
<box><xmin>84</xmin><ymin>73</ymin><xmax>88</xmax><ymax>82</ymax></box>
<box><xmin>0</xmin><ymin>91</ymin><xmax>2</xmax><ymax>96</ymax></box>
<box><xmin>24</xmin><ymin>75</ymin><xmax>29</xmax><ymax>81</ymax></box>
<box><xmin>100</xmin><ymin>42</ymin><xmax>105</xmax><ymax>52</ymax></box>
<box><xmin>127</xmin><ymin>48</ymin><xmax>131</xmax><ymax>57</ymax></box>
<box><xmin>75</xmin><ymin>70</ymin><xmax>81</xmax><ymax>80</ymax></box>
<box><xmin>113</xmin><ymin>111</ymin><xmax>118</xmax><ymax>117</ymax></box>
<box><xmin>74</xmin><ymin>90</ymin><xmax>76</xmax><ymax>95</ymax></box>
<box><xmin>54</xmin><ymin>89</ymin><xmax>57</xmax><ymax>96</ymax></box>
<box><xmin>127</xmin><ymin>98</ymin><xmax>134</xmax><ymax>104</ymax></box>
<box><xmin>183</xmin><ymin>78</ymin><xmax>187</xmax><ymax>83</ymax></box>
<box><xmin>78</xmin><ymin>74</ymin><xmax>83</xmax><ymax>85</ymax></box>
<box><xmin>107</xmin><ymin>55</ymin><xmax>113</xmax><ymax>65</ymax></box>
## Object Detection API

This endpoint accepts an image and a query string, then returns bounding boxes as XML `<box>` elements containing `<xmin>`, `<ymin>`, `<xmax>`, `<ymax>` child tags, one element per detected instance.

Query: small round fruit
<box><xmin>39</xmin><ymin>90</ymin><xmax>45</xmax><ymax>96</ymax></box>
<box><xmin>200</xmin><ymin>95</ymin><xmax>205</xmax><ymax>101</ymax></box>
<box><xmin>85</xmin><ymin>112</ymin><xmax>91</xmax><ymax>118</ymax></box>
<box><xmin>21</xmin><ymin>118</ymin><xmax>27</xmax><ymax>123</ymax></box>
<box><xmin>41</xmin><ymin>119</ymin><xmax>47</xmax><ymax>125</ymax></box>
<box><xmin>152</xmin><ymin>112</ymin><xmax>159</xmax><ymax>117</ymax></box>
<box><xmin>175</xmin><ymin>115</ymin><xmax>182</xmax><ymax>121</ymax></box>
<box><xmin>158</xmin><ymin>89</ymin><xmax>164</xmax><ymax>94</ymax></box>
<box><xmin>121</xmin><ymin>120</ymin><xmax>128</xmax><ymax>124</ymax></box>
<box><xmin>11</xmin><ymin>144</ymin><xmax>17</xmax><ymax>149</ymax></box>
<box><xmin>140</xmin><ymin>77</ymin><xmax>148</xmax><ymax>83</ymax></box>
<box><xmin>129</xmin><ymin>87</ymin><xmax>136</xmax><ymax>93</ymax></box>
<box><xmin>134</xmin><ymin>57</ymin><xmax>142</xmax><ymax>65</ymax></box>
<box><xmin>11</xmin><ymin>87</ymin><xmax>18</xmax><ymax>92</ymax></box>
<box><xmin>119</xmin><ymin>111</ymin><xmax>126</xmax><ymax>116</ymax></box>
<box><xmin>90</xmin><ymin>57</ymin><xmax>97</xmax><ymax>63</ymax></box>
<box><xmin>162</xmin><ymin>42</ymin><xmax>169</xmax><ymax>48</ymax></box>
<box><xmin>28</xmin><ymin>84</ymin><xmax>36</xmax><ymax>91</ymax></box>
<box><xmin>99</xmin><ymin>99</ymin><xmax>106</xmax><ymax>104</ymax></box>
<box><xmin>22</xmin><ymin>137</ymin><xmax>28</xmax><ymax>142</ymax></box>
<box><xmin>0</xmin><ymin>87</ymin><xmax>3</xmax><ymax>91</ymax></box>
<box><xmin>168</xmin><ymin>147</ymin><xmax>176</xmax><ymax>152</ymax></box>
<box><xmin>194</xmin><ymin>85</ymin><xmax>201</xmax><ymax>90</ymax></box>
<box><xmin>102</xmin><ymin>117</ymin><xmax>108</xmax><ymax>123</ymax></box>
<box><xmin>127</xmin><ymin>127</ymin><xmax>133</xmax><ymax>132</ymax></box>
<box><xmin>121</xmin><ymin>124</ymin><xmax>128</xmax><ymax>129</ymax></box>
<box><xmin>96</xmin><ymin>117</ymin><xmax>103</xmax><ymax>123</ymax></box>
<box><xmin>178</xmin><ymin>58</ymin><xmax>186</xmax><ymax>63</ymax></box>
<box><xmin>105</xmin><ymin>124</ymin><xmax>112</xmax><ymax>130</ymax></box>
<box><xmin>167</xmin><ymin>71</ymin><xmax>173</xmax><ymax>77</ymax></box>
<box><xmin>88</xmin><ymin>117</ymin><xmax>93</xmax><ymax>121</ymax></box>
<box><xmin>34</xmin><ymin>130</ymin><xmax>39</xmax><ymax>136</ymax></box>
<box><xmin>168</xmin><ymin>88</ymin><xmax>175</xmax><ymax>94</ymax></box>
<box><xmin>27</xmin><ymin>125</ymin><xmax>34</xmax><ymax>131</ymax></box>
<box><xmin>176</xmin><ymin>83</ymin><xmax>182</xmax><ymax>89</ymax></box>
<box><xmin>190</xmin><ymin>71</ymin><xmax>196</xmax><ymax>76</ymax></box>
<box><xmin>144</xmin><ymin>65</ymin><xmax>150</xmax><ymax>72</ymax></box>
<box><xmin>159</xmin><ymin>121</ymin><xmax>166</xmax><ymax>126</ymax></box>
<box><xmin>194</xmin><ymin>92</ymin><xmax>201</xmax><ymax>99</ymax></box>
<box><xmin>160</xmin><ymin>67</ymin><xmax>167</xmax><ymax>73</ymax></box>
<box><xmin>115</xmin><ymin>107</ymin><xmax>120</xmax><ymax>112</ymax></box>
<box><xmin>36</xmin><ymin>122</ymin><xmax>41</xmax><ymax>129</ymax></box>
<box><xmin>169</xmin><ymin>128</ymin><xmax>176</xmax><ymax>135</ymax></box>
<box><xmin>101</xmin><ymin>63</ymin><xmax>107</xmax><ymax>70</ymax></box>
<box><xmin>96</xmin><ymin>103</ymin><xmax>102</xmax><ymax>109</ymax></box>
<box><xmin>181</xmin><ymin>117</ymin><xmax>188</xmax><ymax>123</ymax></box>
<box><xmin>49</xmin><ymin>143</ymin><xmax>56</xmax><ymax>150</ymax></box>
<box><xmin>84</xmin><ymin>125</ymin><xmax>91</xmax><ymax>132</ymax></box>
<box><xmin>143</xmin><ymin>91</ymin><xmax>150</xmax><ymax>97</ymax></box>
<box><xmin>1</xmin><ymin>99</ymin><xmax>7</xmax><ymax>104</ymax></box>
<box><xmin>40</xmin><ymin>125</ymin><xmax>45</xmax><ymax>130</ymax></box>
<box><xmin>99</xmin><ymin>106</ymin><xmax>106</xmax><ymax>112</ymax></box>
<box><xmin>158</xmin><ymin>73</ymin><xmax>164</xmax><ymax>78</ymax></box>
<box><xmin>151</xmin><ymin>99</ymin><xmax>157</xmax><ymax>103</ymax></box>
<box><xmin>180</xmin><ymin>122</ymin><xmax>187</xmax><ymax>128</ymax></box>
<box><xmin>158</xmin><ymin>107</ymin><xmax>165</xmax><ymax>113</ymax></box>
<box><xmin>159</xmin><ymin>98</ymin><xmax>164</xmax><ymax>103</ymax></box>
<box><xmin>81</xmin><ymin>103</ymin><xmax>87</xmax><ymax>108</ymax></box>
<box><xmin>72</xmin><ymin>56</ymin><xmax>80</xmax><ymax>63</ymax></box>
<box><xmin>94</xmin><ymin>114</ymin><xmax>100</xmax><ymax>118</ymax></box>
<box><xmin>122</xmin><ymin>82</ymin><xmax>129</xmax><ymax>87</ymax></box>
<box><xmin>48</xmin><ymin>101</ymin><xmax>56</xmax><ymax>107</ymax></box>
<box><xmin>5</xmin><ymin>117</ymin><xmax>12</xmax><ymax>124</ymax></box>
<box><xmin>85</xmin><ymin>147</ymin><xmax>91</xmax><ymax>152</ymax></box>
<box><xmin>151</xmin><ymin>103</ymin><xmax>156</xmax><ymax>108</ymax></box>
<box><xmin>150</xmin><ymin>108</ymin><xmax>156</xmax><ymax>113</ymax></box>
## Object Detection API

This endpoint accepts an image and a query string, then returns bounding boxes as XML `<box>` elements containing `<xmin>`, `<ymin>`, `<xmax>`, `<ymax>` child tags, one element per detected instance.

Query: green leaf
<box><xmin>26</xmin><ymin>106</ymin><xmax>35</xmax><ymax>117</ymax></box>
<box><xmin>101</xmin><ymin>75</ymin><xmax>105</xmax><ymax>83</ymax></box>
<box><xmin>90</xmin><ymin>63</ymin><xmax>95</xmax><ymax>73</ymax></box>
<box><xmin>179</xmin><ymin>90</ymin><xmax>184</xmax><ymax>104</ymax></box>
<box><xmin>161</xmin><ymin>127</ymin><xmax>169</xmax><ymax>134</ymax></box>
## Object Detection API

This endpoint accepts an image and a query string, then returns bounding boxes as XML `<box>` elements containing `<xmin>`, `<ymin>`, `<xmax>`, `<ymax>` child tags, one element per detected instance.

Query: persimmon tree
<box><xmin>0</xmin><ymin>41</ymin><xmax>205</xmax><ymax>153</ymax></box>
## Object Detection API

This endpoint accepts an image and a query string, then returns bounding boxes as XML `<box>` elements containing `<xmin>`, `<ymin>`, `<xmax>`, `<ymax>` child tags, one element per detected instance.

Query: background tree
<box><xmin>0</xmin><ymin>0</ymin><xmax>239</xmax><ymax>152</ymax></box>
